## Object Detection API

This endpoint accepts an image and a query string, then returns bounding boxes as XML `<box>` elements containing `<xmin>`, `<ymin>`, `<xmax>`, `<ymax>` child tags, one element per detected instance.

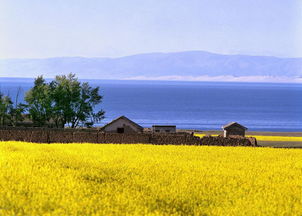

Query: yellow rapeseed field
<box><xmin>1</xmin><ymin>141</ymin><xmax>302</xmax><ymax>215</ymax></box>
<box><xmin>195</xmin><ymin>133</ymin><xmax>302</xmax><ymax>142</ymax></box>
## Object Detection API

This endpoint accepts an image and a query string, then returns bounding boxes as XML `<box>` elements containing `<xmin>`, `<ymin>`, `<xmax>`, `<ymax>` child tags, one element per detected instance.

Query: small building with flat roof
<box><xmin>222</xmin><ymin>122</ymin><xmax>247</xmax><ymax>137</ymax></box>
<box><xmin>152</xmin><ymin>125</ymin><xmax>176</xmax><ymax>133</ymax></box>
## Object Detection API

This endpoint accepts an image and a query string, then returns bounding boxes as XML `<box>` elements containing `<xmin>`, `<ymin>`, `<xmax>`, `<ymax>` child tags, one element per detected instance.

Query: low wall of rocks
<box><xmin>200</xmin><ymin>135</ymin><xmax>258</xmax><ymax>147</ymax></box>
<box><xmin>0</xmin><ymin>127</ymin><xmax>257</xmax><ymax>147</ymax></box>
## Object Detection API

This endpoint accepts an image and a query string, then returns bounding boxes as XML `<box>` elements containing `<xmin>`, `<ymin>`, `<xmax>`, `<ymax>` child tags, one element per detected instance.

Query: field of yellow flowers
<box><xmin>1</xmin><ymin>141</ymin><xmax>302</xmax><ymax>215</ymax></box>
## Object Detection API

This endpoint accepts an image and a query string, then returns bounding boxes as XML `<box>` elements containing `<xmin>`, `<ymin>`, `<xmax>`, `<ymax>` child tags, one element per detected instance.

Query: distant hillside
<box><xmin>1</xmin><ymin>51</ymin><xmax>302</xmax><ymax>82</ymax></box>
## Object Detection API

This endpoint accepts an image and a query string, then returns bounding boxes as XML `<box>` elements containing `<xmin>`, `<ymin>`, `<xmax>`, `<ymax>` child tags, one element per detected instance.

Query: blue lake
<box><xmin>0</xmin><ymin>78</ymin><xmax>301</xmax><ymax>132</ymax></box>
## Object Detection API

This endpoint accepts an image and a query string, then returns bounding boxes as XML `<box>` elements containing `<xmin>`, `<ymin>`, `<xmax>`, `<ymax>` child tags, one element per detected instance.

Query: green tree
<box><xmin>50</xmin><ymin>74</ymin><xmax>105</xmax><ymax>128</ymax></box>
<box><xmin>25</xmin><ymin>73</ymin><xmax>105</xmax><ymax>128</ymax></box>
<box><xmin>0</xmin><ymin>93</ymin><xmax>25</xmax><ymax>126</ymax></box>
<box><xmin>25</xmin><ymin>76</ymin><xmax>53</xmax><ymax>127</ymax></box>
<box><xmin>73</xmin><ymin>82</ymin><xmax>105</xmax><ymax>128</ymax></box>
<box><xmin>10</xmin><ymin>87</ymin><xmax>26</xmax><ymax>126</ymax></box>
<box><xmin>0</xmin><ymin>93</ymin><xmax>13</xmax><ymax>126</ymax></box>
<box><xmin>9</xmin><ymin>104</ymin><xmax>26</xmax><ymax>126</ymax></box>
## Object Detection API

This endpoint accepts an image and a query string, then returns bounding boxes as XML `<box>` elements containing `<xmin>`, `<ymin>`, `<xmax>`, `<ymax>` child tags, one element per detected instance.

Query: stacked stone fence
<box><xmin>0</xmin><ymin>127</ymin><xmax>257</xmax><ymax>146</ymax></box>
<box><xmin>200</xmin><ymin>135</ymin><xmax>258</xmax><ymax>147</ymax></box>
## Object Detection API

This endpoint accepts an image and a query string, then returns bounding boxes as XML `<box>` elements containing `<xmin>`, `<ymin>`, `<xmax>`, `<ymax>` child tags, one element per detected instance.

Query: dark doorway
<box><xmin>117</xmin><ymin>127</ymin><xmax>124</xmax><ymax>133</ymax></box>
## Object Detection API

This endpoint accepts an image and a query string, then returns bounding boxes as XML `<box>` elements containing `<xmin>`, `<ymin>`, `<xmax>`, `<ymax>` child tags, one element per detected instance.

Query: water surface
<box><xmin>0</xmin><ymin>78</ymin><xmax>301</xmax><ymax>131</ymax></box>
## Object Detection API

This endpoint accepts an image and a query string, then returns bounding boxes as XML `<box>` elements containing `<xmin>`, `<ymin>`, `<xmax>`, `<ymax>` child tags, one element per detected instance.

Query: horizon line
<box><xmin>1</xmin><ymin>76</ymin><xmax>301</xmax><ymax>85</ymax></box>
<box><xmin>1</xmin><ymin>50</ymin><xmax>301</xmax><ymax>60</ymax></box>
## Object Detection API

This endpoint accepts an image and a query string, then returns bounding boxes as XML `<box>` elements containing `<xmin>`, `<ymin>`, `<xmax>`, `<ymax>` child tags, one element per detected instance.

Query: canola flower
<box><xmin>195</xmin><ymin>133</ymin><xmax>302</xmax><ymax>142</ymax></box>
<box><xmin>1</xmin><ymin>141</ymin><xmax>302</xmax><ymax>215</ymax></box>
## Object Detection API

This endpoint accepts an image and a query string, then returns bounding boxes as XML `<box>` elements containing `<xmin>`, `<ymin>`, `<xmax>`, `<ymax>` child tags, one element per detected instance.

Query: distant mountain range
<box><xmin>1</xmin><ymin>51</ymin><xmax>302</xmax><ymax>82</ymax></box>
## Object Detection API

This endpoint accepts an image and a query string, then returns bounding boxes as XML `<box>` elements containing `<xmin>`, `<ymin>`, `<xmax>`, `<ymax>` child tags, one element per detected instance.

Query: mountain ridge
<box><xmin>1</xmin><ymin>51</ymin><xmax>301</xmax><ymax>83</ymax></box>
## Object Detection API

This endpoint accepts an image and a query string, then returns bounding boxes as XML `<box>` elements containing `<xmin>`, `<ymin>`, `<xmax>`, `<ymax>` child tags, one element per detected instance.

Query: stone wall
<box><xmin>149</xmin><ymin>133</ymin><xmax>201</xmax><ymax>145</ymax></box>
<box><xmin>200</xmin><ymin>135</ymin><xmax>258</xmax><ymax>147</ymax></box>
<box><xmin>0</xmin><ymin>127</ymin><xmax>258</xmax><ymax>147</ymax></box>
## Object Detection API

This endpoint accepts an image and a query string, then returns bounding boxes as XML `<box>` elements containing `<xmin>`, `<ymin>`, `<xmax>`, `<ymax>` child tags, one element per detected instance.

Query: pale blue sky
<box><xmin>1</xmin><ymin>0</ymin><xmax>301</xmax><ymax>59</ymax></box>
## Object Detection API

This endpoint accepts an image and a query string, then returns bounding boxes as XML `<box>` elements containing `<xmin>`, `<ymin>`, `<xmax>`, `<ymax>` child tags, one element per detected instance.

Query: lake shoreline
<box><xmin>185</xmin><ymin>130</ymin><xmax>302</xmax><ymax>148</ymax></box>
<box><xmin>177</xmin><ymin>129</ymin><xmax>302</xmax><ymax>137</ymax></box>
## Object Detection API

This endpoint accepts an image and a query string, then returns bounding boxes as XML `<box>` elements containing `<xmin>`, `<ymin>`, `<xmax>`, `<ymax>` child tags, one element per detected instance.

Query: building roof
<box><xmin>222</xmin><ymin>122</ymin><xmax>248</xmax><ymax>130</ymax></box>
<box><xmin>102</xmin><ymin>116</ymin><xmax>143</xmax><ymax>130</ymax></box>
